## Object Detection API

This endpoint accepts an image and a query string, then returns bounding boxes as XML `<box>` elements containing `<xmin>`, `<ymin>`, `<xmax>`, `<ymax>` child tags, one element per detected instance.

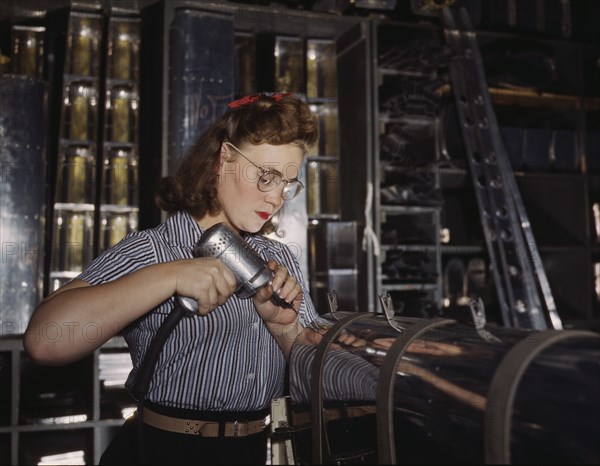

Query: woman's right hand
<box><xmin>24</xmin><ymin>256</ymin><xmax>238</xmax><ymax>365</ymax></box>
<box><xmin>173</xmin><ymin>257</ymin><xmax>238</xmax><ymax>316</ymax></box>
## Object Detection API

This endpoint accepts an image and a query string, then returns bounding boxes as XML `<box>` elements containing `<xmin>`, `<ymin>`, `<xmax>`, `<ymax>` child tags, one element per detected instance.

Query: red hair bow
<box><xmin>227</xmin><ymin>93</ymin><xmax>292</xmax><ymax>109</ymax></box>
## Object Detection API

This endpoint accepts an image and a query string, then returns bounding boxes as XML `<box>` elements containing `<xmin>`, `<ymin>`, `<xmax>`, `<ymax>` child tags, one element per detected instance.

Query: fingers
<box><xmin>196</xmin><ymin>282</ymin><xmax>219</xmax><ymax>316</ymax></box>
<box><xmin>185</xmin><ymin>258</ymin><xmax>302</xmax><ymax>317</ymax></box>
<box><xmin>337</xmin><ymin>333</ymin><xmax>366</xmax><ymax>348</ymax></box>
<box><xmin>268</xmin><ymin>261</ymin><xmax>301</xmax><ymax>306</ymax></box>
<box><xmin>201</xmin><ymin>262</ymin><xmax>238</xmax><ymax>315</ymax></box>
<box><xmin>176</xmin><ymin>258</ymin><xmax>237</xmax><ymax>316</ymax></box>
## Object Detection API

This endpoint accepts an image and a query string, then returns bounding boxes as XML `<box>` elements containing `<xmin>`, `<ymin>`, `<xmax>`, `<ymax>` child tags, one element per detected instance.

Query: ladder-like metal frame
<box><xmin>441</xmin><ymin>7</ymin><xmax>562</xmax><ymax>330</ymax></box>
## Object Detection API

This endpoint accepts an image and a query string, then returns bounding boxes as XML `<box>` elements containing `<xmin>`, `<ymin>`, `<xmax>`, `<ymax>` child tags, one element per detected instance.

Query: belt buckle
<box><xmin>232</xmin><ymin>420</ymin><xmax>239</xmax><ymax>437</ymax></box>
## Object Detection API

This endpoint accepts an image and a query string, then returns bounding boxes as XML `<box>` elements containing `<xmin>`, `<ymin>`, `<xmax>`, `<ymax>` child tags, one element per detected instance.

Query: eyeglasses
<box><xmin>224</xmin><ymin>141</ymin><xmax>304</xmax><ymax>201</ymax></box>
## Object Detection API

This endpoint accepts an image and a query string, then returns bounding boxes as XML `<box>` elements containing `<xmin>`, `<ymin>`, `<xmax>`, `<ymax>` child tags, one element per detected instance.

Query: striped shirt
<box><xmin>290</xmin><ymin>344</ymin><xmax>378</xmax><ymax>404</ymax></box>
<box><xmin>78</xmin><ymin>210</ymin><xmax>319</xmax><ymax>411</ymax></box>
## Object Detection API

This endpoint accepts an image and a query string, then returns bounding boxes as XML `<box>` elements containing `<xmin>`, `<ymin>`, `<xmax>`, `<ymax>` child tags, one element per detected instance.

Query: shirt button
<box><xmin>252</xmin><ymin>322</ymin><xmax>259</xmax><ymax>330</ymax></box>
<box><xmin>247</xmin><ymin>373</ymin><xmax>255</xmax><ymax>380</ymax></box>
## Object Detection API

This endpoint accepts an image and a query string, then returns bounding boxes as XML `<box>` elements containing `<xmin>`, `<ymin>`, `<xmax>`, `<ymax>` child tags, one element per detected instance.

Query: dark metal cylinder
<box><xmin>289</xmin><ymin>312</ymin><xmax>600</xmax><ymax>464</ymax></box>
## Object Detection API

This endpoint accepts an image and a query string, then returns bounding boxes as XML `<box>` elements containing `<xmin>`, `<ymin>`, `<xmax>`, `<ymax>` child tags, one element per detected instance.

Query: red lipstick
<box><xmin>257</xmin><ymin>211</ymin><xmax>270</xmax><ymax>220</ymax></box>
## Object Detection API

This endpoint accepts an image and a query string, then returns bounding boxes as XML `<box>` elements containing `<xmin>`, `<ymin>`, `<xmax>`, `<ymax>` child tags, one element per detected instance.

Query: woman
<box><xmin>24</xmin><ymin>93</ymin><xmax>320</xmax><ymax>464</ymax></box>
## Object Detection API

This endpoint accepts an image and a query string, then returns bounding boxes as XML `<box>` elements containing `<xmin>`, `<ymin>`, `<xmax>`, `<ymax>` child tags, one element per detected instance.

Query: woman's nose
<box><xmin>264</xmin><ymin>185</ymin><xmax>285</xmax><ymax>205</ymax></box>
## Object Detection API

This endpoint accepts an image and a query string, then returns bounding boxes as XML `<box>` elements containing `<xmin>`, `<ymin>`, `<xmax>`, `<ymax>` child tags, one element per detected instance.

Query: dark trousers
<box><xmin>100</xmin><ymin>411</ymin><xmax>268</xmax><ymax>465</ymax></box>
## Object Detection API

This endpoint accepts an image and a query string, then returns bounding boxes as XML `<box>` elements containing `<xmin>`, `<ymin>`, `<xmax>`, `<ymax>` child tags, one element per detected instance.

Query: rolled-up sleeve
<box><xmin>77</xmin><ymin>231</ymin><xmax>157</xmax><ymax>285</ymax></box>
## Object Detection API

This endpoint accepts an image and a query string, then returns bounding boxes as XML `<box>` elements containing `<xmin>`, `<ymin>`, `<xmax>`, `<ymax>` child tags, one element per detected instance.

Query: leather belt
<box><xmin>142</xmin><ymin>407</ymin><xmax>268</xmax><ymax>437</ymax></box>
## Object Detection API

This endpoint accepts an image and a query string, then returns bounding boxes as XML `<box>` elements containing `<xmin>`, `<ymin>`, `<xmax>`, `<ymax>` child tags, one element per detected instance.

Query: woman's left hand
<box><xmin>253</xmin><ymin>259</ymin><xmax>302</xmax><ymax>326</ymax></box>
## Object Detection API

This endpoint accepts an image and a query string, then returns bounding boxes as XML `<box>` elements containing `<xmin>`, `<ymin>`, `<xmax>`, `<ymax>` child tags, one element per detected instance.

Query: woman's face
<box><xmin>213</xmin><ymin>142</ymin><xmax>303</xmax><ymax>233</ymax></box>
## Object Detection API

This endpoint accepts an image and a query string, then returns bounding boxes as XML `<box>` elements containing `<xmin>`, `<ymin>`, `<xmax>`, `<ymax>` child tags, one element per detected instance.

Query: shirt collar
<box><xmin>164</xmin><ymin>210</ymin><xmax>205</xmax><ymax>249</ymax></box>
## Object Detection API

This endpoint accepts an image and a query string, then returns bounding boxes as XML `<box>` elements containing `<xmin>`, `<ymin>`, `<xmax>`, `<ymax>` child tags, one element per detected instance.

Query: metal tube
<box><xmin>289</xmin><ymin>312</ymin><xmax>600</xmax><ymax>464</ymax></box>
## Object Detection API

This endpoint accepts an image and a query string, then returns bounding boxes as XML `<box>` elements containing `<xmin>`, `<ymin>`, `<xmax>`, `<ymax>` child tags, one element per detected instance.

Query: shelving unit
<box><xmin>0</xmin><ymin>335</ymin><xmax>132</xmax><ymax>465</ymax></box>
<box><xmin>98</xmin><ymin>13</ymin><xmax>141</xmax><ymax>256</ymax></box>
<box><xmin>368</xmin><ymin>19</ymin><xmax>446</xmax><ymax>317</ymax></box>
<box><xmin>0</xmin><ymin>5</ymin><xmax>141</xmax><ymax>465</ymax></box>
<box><xmin>46</xmin><ymin>7</ymin><xmax>103</xmax><ymax>293</ymax></box>
<box><xmin>435</xmin><ymin>22</ymin><xmax>600</xmax><ymax>328</ymax></box>
<box><xmin>362</xmin><ymin>13</ymin><xmax>600</xmax><ymax>328</ymax></box>
<box><xmin>45</xmin><ymin>6</ymin><xmax>141</xmax><ymax>293</ymax></box>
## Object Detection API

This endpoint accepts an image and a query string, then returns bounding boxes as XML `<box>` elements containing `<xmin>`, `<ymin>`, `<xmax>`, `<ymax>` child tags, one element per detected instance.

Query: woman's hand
<box><xmin>174</xmin><ymin>257</ymin><xmax>238</xmax><ymax>316</ymax></box>
<box><xmin>252</xmin><ymin>260</ymin><xmax>303</xmax><ymax>325</ymax></box>
<box><xmin>252</xmin><ymin>260</ymin><xmax>304</xmax><ymax>360</ymax></box>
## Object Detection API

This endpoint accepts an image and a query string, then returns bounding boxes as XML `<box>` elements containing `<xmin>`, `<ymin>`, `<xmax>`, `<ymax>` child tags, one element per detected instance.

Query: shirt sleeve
<box><xmin>77</xmin><ymin>231</ymin><xmax>158</xmax><ymax>285</ymax></box>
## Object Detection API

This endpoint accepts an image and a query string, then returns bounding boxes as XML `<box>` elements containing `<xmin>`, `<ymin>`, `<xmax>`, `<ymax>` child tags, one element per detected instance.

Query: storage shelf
<box><xmin>377</xmin><ymin>67</ymin><xmax>436</xmax><ymax>79</ymax></box>
<box><xmin>379</xmin><ymin>283</ymin><xmax>439</xmax><ymax>292</ymax></box>
<box><xmin>441</xmin><ymin>245</ymin><xmax>485</xmax><ymax>254</ymax></box>
<box><xmin>0</xmin><ymin>419</ymin><xmax>124</xmax><ymax>434</ymax></box>
<box><xmin>1</xmin><ymin>331</ymin><xmax>132</xmax><ymax>464</ymax></box>
<box><xmin>371</xmin><ymin>15</ymin><xmax>599</xmax><ymax>326</ymax></box>
<box><xmin>381</xmin><ymin>205</ymin><xmax>440</xmax><ymax>214</ymax></box>
<box><xmin>437</xmin><ymin>83</ymin><xmax>600</xmax><ymax>110</ymax></box>
<box><xmin>98</xmin><ymin>205</ymin><xmax>140</xmax><ymax>213</ymax></box>
<box><xmin>378</xmin><ymin>114</ymin><xmax>435</xmax><ymax>125</ymax></box>
<box><xmin>53</xmin><ymin>202</ymin><xmax>95</xmax><ymax>212</ymax></box>
<box><xmin>381</xmin><ymin>244</ymin><xmax>438</xmax><ymax>253</ymax></box>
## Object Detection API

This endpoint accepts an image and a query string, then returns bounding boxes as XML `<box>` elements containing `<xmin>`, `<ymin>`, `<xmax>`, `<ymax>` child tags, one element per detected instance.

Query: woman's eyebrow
<box><xmin>261</xmin><ymin>164</ymin><xmax>287</xmax><ymax>178</ymax></box>
<box><xmin>261</xmin><ymin>164</ymin><xmax>282</xmax><ymax>175</ymax></box>
<box><xmin>266</xmin><ymin>166</ymin><xmax>301</xmax><ymax>181</ymax></box>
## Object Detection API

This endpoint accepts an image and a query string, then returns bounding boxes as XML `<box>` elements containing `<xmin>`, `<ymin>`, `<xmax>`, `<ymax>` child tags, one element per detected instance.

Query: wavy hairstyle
<box><xmin>155</xmin><ymin>94</ymin><xmax>319</xmax><ymax>233</ymax></box>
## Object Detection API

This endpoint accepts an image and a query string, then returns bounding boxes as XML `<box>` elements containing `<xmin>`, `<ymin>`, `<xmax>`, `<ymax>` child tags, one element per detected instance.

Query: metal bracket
<box><xmin>468</xmin><ymin>297</ymin><xmax>501</xmax><ymax>343</ymax></box>
<box><xmin>378</xmin><ymin>292</ymin><xmax>403</xmax><ymax>332</ymax></box>
<box><xmin>326</xmin><ymin>290</ymin><xmax>342</xmax><ymax>320</ymax></box>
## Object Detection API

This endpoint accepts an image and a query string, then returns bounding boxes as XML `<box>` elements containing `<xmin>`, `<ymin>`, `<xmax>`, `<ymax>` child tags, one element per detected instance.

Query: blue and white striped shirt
<box><xmin>78</xmin><ymin>211</ymin><xmax>318</xmax><ymax>411</ymax></box>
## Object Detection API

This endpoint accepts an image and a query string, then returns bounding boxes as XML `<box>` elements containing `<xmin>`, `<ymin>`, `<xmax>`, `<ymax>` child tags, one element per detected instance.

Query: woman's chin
<box><xmin>241</xmin><ymin>220</ymin><xmax>264</xmax><ymax>234</ymax></box>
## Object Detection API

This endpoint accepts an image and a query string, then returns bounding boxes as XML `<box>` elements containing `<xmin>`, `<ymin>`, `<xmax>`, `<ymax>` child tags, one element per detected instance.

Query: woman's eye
<box><xmin>260</xmin><ymin>172</ymin><xmax>279</xmax><ymax>185</ymax></box>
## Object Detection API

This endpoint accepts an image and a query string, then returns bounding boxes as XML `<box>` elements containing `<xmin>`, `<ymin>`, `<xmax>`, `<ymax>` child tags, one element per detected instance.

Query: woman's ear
<box><xmin>220</xmin><ymin>143</ymin><xmax>236</xmax><ymax>163</ymax></box>
<box><xmin>215</xmin><ymin>144</ymin><xmax>228</xmax><ymax>174</ymax></box>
